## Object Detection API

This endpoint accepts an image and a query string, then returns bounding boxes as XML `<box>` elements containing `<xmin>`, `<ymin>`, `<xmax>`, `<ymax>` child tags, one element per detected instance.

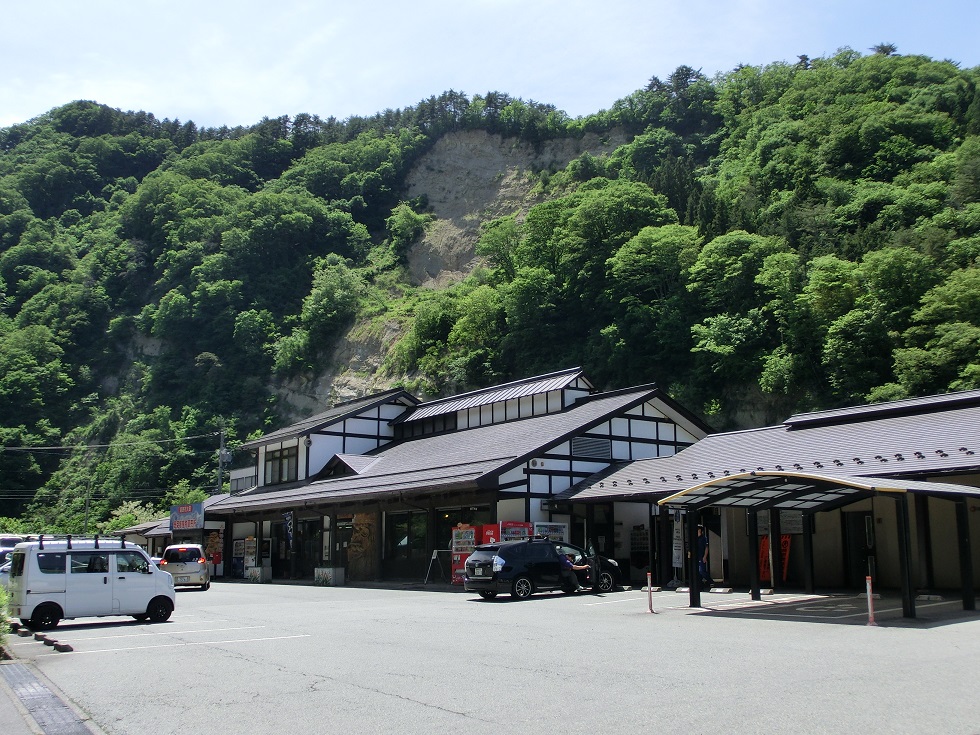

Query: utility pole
<box><xmin>216</xmin><ymin>427</ymin><xmax>231</xmax><ymax>495</ymax></box>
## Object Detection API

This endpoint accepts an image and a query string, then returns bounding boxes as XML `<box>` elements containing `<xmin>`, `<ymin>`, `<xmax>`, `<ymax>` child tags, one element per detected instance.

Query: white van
<box><xmin>7</xmin><ymin>536</ymin><xmax>176</xmax><ymax>630</ymax></box>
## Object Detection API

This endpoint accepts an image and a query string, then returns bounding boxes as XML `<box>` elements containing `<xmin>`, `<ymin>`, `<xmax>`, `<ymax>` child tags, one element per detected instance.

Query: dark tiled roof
<box><xmin>568</xmin><ymin>392</ymin><xmax>980</xmax><ymax>502</ymax></box>
<box><xmin>209</xmin><ymin>386</ymin><xmax>673</xmax><ymax>513</ymax></box>
<box><xmin>238</xmin><ymin>389</ymin><xmax>417</xmax><ymax>449</ymax></box>
<box><xmin>394</xmin><ymin>367</ymin><xmax>590</xmax><ymax>424</ymax></box>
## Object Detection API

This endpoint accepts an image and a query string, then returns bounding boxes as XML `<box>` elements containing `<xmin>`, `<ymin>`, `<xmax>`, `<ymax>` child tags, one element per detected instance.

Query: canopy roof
<box><xmin>657</xmin><ymin>471</ymin><xmax>980</xmax><ymax>513</ymax></box>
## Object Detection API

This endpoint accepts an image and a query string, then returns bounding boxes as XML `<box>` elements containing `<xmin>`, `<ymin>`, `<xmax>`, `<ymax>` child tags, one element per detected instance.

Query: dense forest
<box><xmin>1</xmin><ymin>48</ymin><xmax>978</xmax><ymax>533</ymax></box>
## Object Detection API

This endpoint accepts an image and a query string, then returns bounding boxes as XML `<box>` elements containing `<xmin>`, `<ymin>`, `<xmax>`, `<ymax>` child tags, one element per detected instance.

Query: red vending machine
<box><xmin>450</xmin><ymin>524</ymin><xmax>479</xmax><ymax>585</ymax></box>
<box><xmin>481</xmin><ymin>523</ymin><xmax>500</xmax><ymax>544</ymax></box>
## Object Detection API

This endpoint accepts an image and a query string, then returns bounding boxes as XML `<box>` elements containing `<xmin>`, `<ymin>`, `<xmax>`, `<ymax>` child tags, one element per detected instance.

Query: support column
<box><xmin>955</xmin><ymin>498</ymin><xmax>975</xmax><ymax>611</ymax></box>
<box><xmin>802</xmin><ymin>512</ymin><xmax>815</xmax><ymax>594</ymax></box>
<box><xmin>894</xmin><ymin>494</ymin><xmax>916</xmax><ymax>618</ymax></box>
<box><xmin>647</xmin><ymin>503</ymin><xmax>656</xmax><ymax>586</ymax></box>
<box><xmin>770</xmin><ymin>509</ymin><xmax>782</xmax><ymax>591</ymax></box>
<box><xmin>747</xmin><ymin>510</ymin><xmax>761</xmax><ymax>601</ymax></box>
<box><xmin>687</xmin><ymin>512</ymin><xmax>702</xmax><ymax>608</ymax></box>
<box><xmin>658</xmin><ymin>508</ymin><xmax>672</xmax><ymax>585</ymax></box>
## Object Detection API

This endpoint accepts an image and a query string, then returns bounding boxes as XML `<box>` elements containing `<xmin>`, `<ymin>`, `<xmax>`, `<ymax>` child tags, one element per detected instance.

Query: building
<box><xmin>568</xmin><ymin>389</ymin><xmax>980</xmax><ymax>617</ymax></box>
<box><xmin>206</xmin><ymin>368</ymin><xmax>709</xmax><ymax>583</ymax></box>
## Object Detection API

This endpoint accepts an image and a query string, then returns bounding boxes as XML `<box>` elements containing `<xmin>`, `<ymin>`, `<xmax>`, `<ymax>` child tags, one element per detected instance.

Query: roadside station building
<box><xmin>205</xmin><ymin>369</ymin><xmax>980</xmax><ymax>616</ymax></box>
<box><xmin>207</xmin><ymin>368</ymin><xmax>709</xmax><ymax>584</ymax></box>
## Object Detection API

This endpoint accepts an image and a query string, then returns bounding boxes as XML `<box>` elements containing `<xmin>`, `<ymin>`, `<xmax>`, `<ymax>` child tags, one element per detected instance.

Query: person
<box><xmin>560</xmin><ymin>552</ymin><xmax>589</xmax><ymax>592</ymax></box>
<box><xmin>697</xmin><ymin>525</ymin><xmax>711</xmax><ymax>587</ymax></box>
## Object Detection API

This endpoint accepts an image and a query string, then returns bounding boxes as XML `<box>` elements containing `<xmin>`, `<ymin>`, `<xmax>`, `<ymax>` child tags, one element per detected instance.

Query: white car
<box><xmin>0</xmin><ymin>560</ymin><xmax>10</xmax><ymax>591</ymax></box>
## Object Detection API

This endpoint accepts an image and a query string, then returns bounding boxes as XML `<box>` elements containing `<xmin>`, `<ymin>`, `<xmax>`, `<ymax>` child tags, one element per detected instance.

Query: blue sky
<box><xmin>3</xmin><ymin>0</ymin><xmax>979</xmax><ymax>129</ymax></box>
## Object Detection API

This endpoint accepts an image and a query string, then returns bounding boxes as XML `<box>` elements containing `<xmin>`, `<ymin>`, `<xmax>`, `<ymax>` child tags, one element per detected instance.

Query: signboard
<box><xmin>755</xmin><ymin>510</ymin><xmax>805</xmax><ymax>535</ymax></box>
<box><xmin>170</xmin><ymin>502</ymin><xmax>203</xmax><ymax>531</ymax></box>
<box><xmin>671</xmin><ymin>516</ymin><xmax>683</xmax><ymax>568</ymax></box>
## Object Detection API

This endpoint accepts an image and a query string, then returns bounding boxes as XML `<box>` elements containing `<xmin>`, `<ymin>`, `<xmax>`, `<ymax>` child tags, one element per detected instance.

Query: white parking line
<box><xmin>40</xmin><ymin>634</ymin><xmax>312</xmax><ymax>655</ymax></box>
<box><xmin>51</xmin><ymin>626</ymin><xmax>267</xmax><ymax>642</ymax></box>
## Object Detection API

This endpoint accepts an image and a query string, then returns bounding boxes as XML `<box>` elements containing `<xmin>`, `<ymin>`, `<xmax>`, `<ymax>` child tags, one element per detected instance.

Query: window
<box><xmin>70</xmin><ymin>552</ymin><xmax>109</xmax><ymax>573</ymax></box>
<box><xmin>264</xmin><ymin>446</ymin><xmax>298</xmax><ymax>485</ymax></box>
<box><xmin>37</xmin><ymin>552</ymin><xmax>65</xmax><ymax>574</ymax></box>
<box><xmin>116</xmin><ymin>551</ymin><xmax>148</xmax><ymax>573</ymax></box>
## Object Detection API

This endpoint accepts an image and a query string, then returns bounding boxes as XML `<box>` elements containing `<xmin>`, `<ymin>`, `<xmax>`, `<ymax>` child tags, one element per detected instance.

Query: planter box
<box><xmin>314</xmin><ymin>567</ymin><xmax>344</xmax><ymax>586</ymax></box>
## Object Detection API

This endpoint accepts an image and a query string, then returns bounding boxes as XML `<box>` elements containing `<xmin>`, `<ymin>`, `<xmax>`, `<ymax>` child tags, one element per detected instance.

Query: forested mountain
<box><xmin>1</xmin><ymin>48</ymin><xmax>978</xmax><ymax>532</ymax></box>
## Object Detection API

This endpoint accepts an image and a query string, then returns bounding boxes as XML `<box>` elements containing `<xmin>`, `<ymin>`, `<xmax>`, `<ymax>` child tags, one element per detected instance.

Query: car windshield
<box><xmin>164</xmin><ymin>548</ymin><xmax>202</xmax><ymax>563</ymax></box>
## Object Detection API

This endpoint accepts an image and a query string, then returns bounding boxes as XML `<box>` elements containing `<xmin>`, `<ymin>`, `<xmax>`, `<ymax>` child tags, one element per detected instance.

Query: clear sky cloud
<box><xmin>2</xmin><ymin>0</ymin><xmax>978</xmax><ymax>129</ymax></box>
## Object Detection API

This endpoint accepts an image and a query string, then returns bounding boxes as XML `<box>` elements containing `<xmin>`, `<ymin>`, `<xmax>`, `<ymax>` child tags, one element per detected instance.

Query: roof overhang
<box><xmin>657</xmin><ymin>471</ymin><xmax>980</xmax><ymax>512</ymax></box>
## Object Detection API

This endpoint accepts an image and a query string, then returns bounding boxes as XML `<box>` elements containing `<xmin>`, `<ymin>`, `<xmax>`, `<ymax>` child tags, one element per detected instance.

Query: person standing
<box><xmin>697</xmin><ymin>525</ymin><xmax>711</xmax><ymax>587</ymax></box>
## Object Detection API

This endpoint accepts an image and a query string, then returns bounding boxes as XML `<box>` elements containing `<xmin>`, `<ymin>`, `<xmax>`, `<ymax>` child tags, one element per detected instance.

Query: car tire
<box><xmin>146</xmin><ymin>597</ymin><xmax>173</xmax><ymax>623</ymax></box>
<box><xmin>511</xmin><ymin>576</ymin><xmax>534</xmax><ymax>600</ymax></box>
<box><xmin>132</xmin><ymin>614</ymin><xmax>148</xmax><ymax>621</ymax></box>
<box><xmin>201</xmin><ymin>581</ymin><xmax>210</xmax><ymax>591</ymax></box>
<box><xmin>30</xmin><ymin>603</ymin><xmax>61</xmax><ymax>631</ymax></box>
<box><xmin>597</xmin><ymin>570</ymin><xmax>616</xmax><ymax>593</ymax></box>
<box><xmin>478</xmin><ymin>590</ymin><xmax>497</xmax><ymax>600</ymax></box>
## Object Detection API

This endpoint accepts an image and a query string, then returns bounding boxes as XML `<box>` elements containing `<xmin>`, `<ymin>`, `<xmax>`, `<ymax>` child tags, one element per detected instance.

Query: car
<box><xmin>0</xmin><ymin>560</ymin><xmax>10</xmax><ymax>592</ymax></box>
<box><xmin>463</xmin><ymin>536</ymin><xmax>615</xmax><ymax>600</ymax></box>
<box><xmin>159</xmin><ymin>544</ymin><xmax>210</xmax><ymax>590</ymax></box>
<box><xmin>7</xmin><ymin>537</ymin><xmax>175</xmax><ymax>629</ymax></box>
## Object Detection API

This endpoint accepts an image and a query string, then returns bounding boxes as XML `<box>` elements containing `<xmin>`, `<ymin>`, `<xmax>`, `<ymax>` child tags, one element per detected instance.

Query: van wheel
<box><xmin>478</xmin><ymin>590</ymin><xmax>497</xmax><ymax>600</ymax></box>
<box><xmin>30</xmin><ymin>603</ymin><xmax>61</xmax><ymax>631</ymax></box>
<box><xmin>146</xmin><ymin>597</ymin><xmax>173</xmax><ymax>623</ymax></box>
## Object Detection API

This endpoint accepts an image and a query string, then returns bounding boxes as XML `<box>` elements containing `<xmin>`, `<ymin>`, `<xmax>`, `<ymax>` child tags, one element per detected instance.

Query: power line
<box><xmin>0</xmin><ymin>431</ymin><xmax>221</xmax><ymax>452</ymax></box>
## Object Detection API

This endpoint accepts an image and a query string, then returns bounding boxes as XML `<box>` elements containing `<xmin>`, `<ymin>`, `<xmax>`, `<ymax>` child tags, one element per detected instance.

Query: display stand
<box><xmin>423</xmin><ymin>549</ymin><xmax>449</xmax><ymax>585</ymax></box>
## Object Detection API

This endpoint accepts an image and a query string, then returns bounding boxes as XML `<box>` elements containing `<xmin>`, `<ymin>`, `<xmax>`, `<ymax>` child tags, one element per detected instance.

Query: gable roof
<box><xmin>393</xmin><ymin>367</ymin><xmax>591</xmax><ymax>424</ymax></box>
<box><xmin>568</xmin><ymin>390</ymin><xmax>980</xmax><ymax>502</ymax></box>
<box><xmin>238</xmin><ymin>388</ymin><xmax>417</xmax><ymax>450</ymax></box>
<box><xmin>208</xmin><ymin>385</ymin><xmax>684</xmax><ymax>514</ymax></box>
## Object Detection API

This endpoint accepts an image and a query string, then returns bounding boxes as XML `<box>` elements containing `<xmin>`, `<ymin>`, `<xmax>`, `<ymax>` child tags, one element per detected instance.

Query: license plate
<box><xmin>473</xmin><ymin>568</ymin><xmax>483</xmax><ymax>576</ymax></box>
<box><xmin>176</xmin><ymin>576</ymin><xmax>190</xmax><ymax>583</ymax></box>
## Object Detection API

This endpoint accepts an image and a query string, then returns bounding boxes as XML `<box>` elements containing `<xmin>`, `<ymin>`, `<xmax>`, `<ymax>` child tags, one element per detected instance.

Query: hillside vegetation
<box><xmin>1</xmin><ymin>48</ymin><xmax>978</xmax><ymax>531</ymax></box>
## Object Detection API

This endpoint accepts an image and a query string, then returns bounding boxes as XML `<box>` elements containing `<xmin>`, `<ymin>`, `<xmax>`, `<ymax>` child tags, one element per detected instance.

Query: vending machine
<box><xmin>450</xmin><ymin>524</ymin><xmax>479</xmax><ymax>584</ymax></box>
<box><xmin>500</xmin><ymin>521</ymin><xmax>533</xmax><ymax>541</ymax></box>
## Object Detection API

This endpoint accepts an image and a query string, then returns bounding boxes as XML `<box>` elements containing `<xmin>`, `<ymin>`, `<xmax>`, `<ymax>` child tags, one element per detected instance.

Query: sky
<box><xmin>3</xmin><ymin>0</ymin><xmax>980</xmax><ymax>130</ymax></box>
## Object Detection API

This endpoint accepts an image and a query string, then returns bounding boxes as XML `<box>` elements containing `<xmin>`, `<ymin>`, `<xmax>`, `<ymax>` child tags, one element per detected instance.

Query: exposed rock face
<box><xmin>273</xmin><ymin>128</ymin><xmax>628</xmax><ymax>418</ymax></box>
<box><xmin>404</xmin><ymin>129</ymin><xmax>627</xmax><ymax>288</ymax></box>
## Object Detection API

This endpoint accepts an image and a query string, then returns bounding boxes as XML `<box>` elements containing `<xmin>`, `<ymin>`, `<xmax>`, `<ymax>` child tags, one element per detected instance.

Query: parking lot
<box><xmin>4</xmin><ymin>582</ymin><xmax>980</xmax><ymax>734</ymax></box>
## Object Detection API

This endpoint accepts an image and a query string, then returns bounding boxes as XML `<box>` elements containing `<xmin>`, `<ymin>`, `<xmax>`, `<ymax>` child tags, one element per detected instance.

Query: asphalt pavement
<box><xmin>3</xmin><ymin>581</ymin><xmax>979</xmax><ymax>734</ymax></box>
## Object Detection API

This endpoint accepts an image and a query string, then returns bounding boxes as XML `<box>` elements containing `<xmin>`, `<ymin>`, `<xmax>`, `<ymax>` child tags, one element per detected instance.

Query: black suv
<box><xmin>464</xmin><ymin>537</ymin><xmax>618</xmax><ymax>600</ymax></box>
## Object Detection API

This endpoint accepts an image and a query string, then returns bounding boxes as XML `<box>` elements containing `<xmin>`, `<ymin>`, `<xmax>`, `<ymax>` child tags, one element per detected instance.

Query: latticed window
<box><xmin>264</xmin><ymin>446</ymin><xmax>298</xmax><ymax>485</ymax></box>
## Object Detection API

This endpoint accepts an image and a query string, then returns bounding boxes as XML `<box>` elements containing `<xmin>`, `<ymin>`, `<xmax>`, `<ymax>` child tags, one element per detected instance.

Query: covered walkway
<box><xmin>659</xmin><ymin>471</ymin><xmax>979</xmax><ymax>618</ymax></box>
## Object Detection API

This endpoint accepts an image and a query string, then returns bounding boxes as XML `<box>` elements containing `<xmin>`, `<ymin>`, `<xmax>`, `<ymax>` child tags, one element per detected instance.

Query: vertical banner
<box><xmin>283</xmin><ymin>511</ymin><xmax>294</xmax><ymax>547</ymax></box>
<box><xmin>758</xmin><ymin>534</ymin><xmax>792</xmax><ymax>582</ymax></box>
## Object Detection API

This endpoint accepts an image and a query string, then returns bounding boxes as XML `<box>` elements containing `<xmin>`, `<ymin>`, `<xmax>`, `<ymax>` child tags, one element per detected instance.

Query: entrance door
<box><xmin>843</xmin><ymin>511</ymin><xmax>876</xmax><ymax>587</ymax></box>
<box><xmin>66</xmin><ymin>551</ymin><xmax>114</xmax><ymax>617</ymax></box>
<box><xmin>336</xmin><ymin>517</ymin><xmax>354</xmax><ymax>577</ymax></box>
<box><xmin>296</xmin><ymin>520</ymin><xmax>322</xmax><ymax>579</ymax></box>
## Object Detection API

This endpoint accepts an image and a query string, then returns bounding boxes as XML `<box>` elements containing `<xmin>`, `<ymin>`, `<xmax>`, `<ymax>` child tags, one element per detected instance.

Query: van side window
<box><xmin>37</xmin><ymin>552</ymin><xmax>66</xmax><ymax>574</ymax></box>
<box><xmin>71</xmin><ymin>552</ymin><xmax>110</xmax><ymax>573</ymax></box>
<box><xmin>116</xmin><ymin>551</ymin><xmax>149</xmax><ymax>573</ymax></box>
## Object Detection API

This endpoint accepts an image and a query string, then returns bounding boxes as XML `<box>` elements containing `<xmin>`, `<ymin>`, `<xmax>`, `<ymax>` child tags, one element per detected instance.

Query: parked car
<box><xmin>464</xmin><ymin>537</ymin><xmax>616</xmax><ymax>600</ymax></box>
<box><xmin>0</xmin><ymin>560</ymin><xmax>10</xmax><ymax>591</ymax></box>
<box><xmin>159</xmin><ymin>544</ymin><xmax>210</xmax><ymax>590</ymax></box>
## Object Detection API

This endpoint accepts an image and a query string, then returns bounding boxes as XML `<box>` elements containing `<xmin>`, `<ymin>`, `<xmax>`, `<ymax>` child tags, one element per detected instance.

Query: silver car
<box><xmin>159</xmin><ymin>544</ymin><xmax>210</xmax><ymax>590</ymax></box>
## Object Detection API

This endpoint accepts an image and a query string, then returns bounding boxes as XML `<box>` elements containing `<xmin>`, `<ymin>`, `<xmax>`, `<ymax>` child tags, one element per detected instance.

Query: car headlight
<box><xmin>492</xmin><ymin>555</ymin><xmax>505</xmax><ymax>573</ymax></box>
